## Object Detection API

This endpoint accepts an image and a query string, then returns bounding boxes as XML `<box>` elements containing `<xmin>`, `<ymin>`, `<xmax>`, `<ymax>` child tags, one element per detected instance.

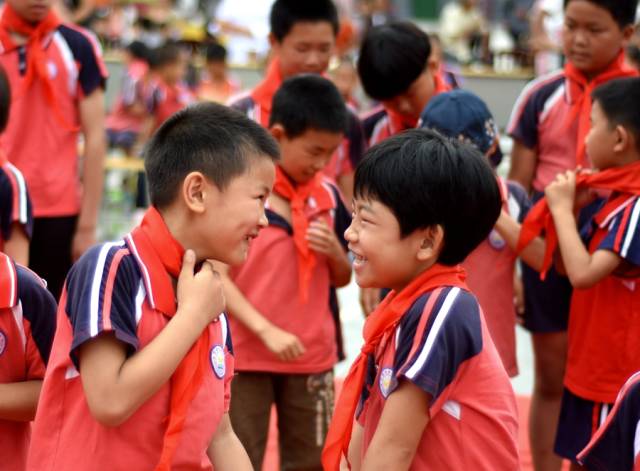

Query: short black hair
<box><xmin>127</xmin><ymin>40</ymin><xmax>150</xmax><ymax>62</ymax></box>
<box><xmin>205</xmin><ymin>42</ymin><xmax>227</xmax><ymax>63</ymax></box>
<box><xmin>354</xmin><ymin>129</ymin><xmax>501</xmax><ymax>265</ymax></box>
<box><xmin>270</xmin><ymin>0</ymin><xmax>339</xmax><ymax>42</ymax></box>
<box><xmin>148</xmin><ymin>42</ymin><xmax>182</xmax><ymax>70</ymax></box>
<box><xmin>592</xmin><ymin>77</ymin><xmax>640</xmax><ymax>151</ymax></box>
<box><xmin>564</xmin><ymin>0</ymin><xmax>637</xmax><ymax>28</ymax></box>
<box><xmin>269</xmin><ymin>74</ymin><xmax>348</xmax><ymax>138</ymax></box>
<box><xmin>145</xmin><ymin>103</ymin><xmax>280</xmax><ymax>208</ymax></box>
<box><xmin>0</xmin><ymin>65</ymin><xmax>10</xmax><ymax>134</ymax></box>
<box><xmin>358</xmin><ymin>22</ymin><xmax>431</xmax><ymax>101</ymax></box>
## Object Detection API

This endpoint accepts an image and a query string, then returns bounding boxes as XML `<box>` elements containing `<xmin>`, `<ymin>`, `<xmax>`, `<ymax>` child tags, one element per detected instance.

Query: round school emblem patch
<box><xmin>210</xmin><ymin>345</ymin><xmax>225</xmax><ymax>379</ymax></box>
<box><xmin>0</xmin><ymin>330</ymin><xmax>6</xmax><ymax>356</ymax></box>
<box><xmin>488</xmin><ymin>229</ymin><xmax>506</xmax><ymax>250</ymax></box>
<box><xmin>379</xmin><ymin>368</ymin><xmax>394</xmax><ymax>398</ymax></box>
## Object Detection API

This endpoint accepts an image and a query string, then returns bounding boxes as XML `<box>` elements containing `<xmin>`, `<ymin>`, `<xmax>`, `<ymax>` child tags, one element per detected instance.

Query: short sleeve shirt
<box><xmin>229</xmin><ymin>179</ymin><xmax>351</xmax><ymax>374</ymax></box>
<box><xmin>357</xmin><ymin>286</ymin><xmax>520</xmax><ymax>470</ymax></box>
<box><xmin>0</xmin><ymin>161</ymin><xmax>33</xmax><ymax>249</ymax></box>
<box><xmin>0</xmin><ymin>23</ymin><xmax>107</xmax><ymax>217</ymax></box>
<box><xmin>565</xmin><ymin>195</ymin><xmax>640</xmax><ymax>403</ymax></box>
<box><xmin>0</xmin><ymin>254</ymin><xmax>57</xmax><ymax>471</ymax></box>
<box><xmin>507</xmin><ymin>71</ymin><xmax>583</xmax><ymax>192</ymax></box>
<box><xmin>28</xmin><ymin>214</ymin><xmax>235</xmax><ymax>471</ymax></box>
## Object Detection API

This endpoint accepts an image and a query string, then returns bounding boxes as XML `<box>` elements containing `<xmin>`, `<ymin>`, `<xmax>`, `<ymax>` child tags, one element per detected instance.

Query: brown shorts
<box><xmin>229</xmin><ymin>370</ymin><xmax>334</xmax><ymax>471</ymax></box>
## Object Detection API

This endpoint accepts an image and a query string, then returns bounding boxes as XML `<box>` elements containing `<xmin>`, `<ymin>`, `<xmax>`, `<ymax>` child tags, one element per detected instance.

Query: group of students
<box><xmin>2</xmin><ymin>0</ymin><xmax>640</xmax><ymax>470</ymax></box>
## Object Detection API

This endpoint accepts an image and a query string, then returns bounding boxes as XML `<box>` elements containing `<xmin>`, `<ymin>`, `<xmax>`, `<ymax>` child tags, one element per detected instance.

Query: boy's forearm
<box><xmin>494</xmin><ymin>211</ymin><xmax>545</xmax><ymax>271</ymax></box>
<box><xmin>220</xmin><ymin>275</ymin><xmax>272</xmax><ymax>337</ymax></box>
<box><xmin>80</xmin><ymin>308</ymin><xmax>209</xmax><ymax>426</ymax></box>
<box><xmin>0</xmin><ymin>380</ymin><xmax>42</xmax><ymax>421</ymax></box>
<box><xmin>346</xmin><ymin>422</ymin><xmax>364</xmax><ymax>471</ymax></box>
<box><xmin>207</xmin><ymin>414</ymin><xmax>252</xmax><ymax>470</ymax></box>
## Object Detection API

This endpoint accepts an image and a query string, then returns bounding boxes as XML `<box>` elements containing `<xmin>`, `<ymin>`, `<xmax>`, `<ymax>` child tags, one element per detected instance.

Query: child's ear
<box><xmin>614</xmin><ymin>124</ymin><xmax>631</xmax><ymax>153</ymax></box>
<box><xmin>182</xmin><ymin>171</ymin><xmax>214</xmax><ymax>213</ymax></box>
<box><xmin>269</xmin><ymin>124</ymin><xmax>286</xmax><ymax>142</ymax></box>
<box><xmin>622</xmin><ymin>24</ymin><xmax>635</xmax><ymax>43</ymax></box>
<box><xmin>416</xmin><ymin>225</ymin><xmax>445</xmax><ymax>262</ymax></box>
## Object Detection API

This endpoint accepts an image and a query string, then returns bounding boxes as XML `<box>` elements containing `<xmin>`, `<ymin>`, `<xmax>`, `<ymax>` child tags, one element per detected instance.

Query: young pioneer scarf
<box><xmin>273</xmin><ymin>166</ymin><xmax>335</xmax><ymax>303</ymax></box>
<box><xmin>517</xmin><ymin>161</ymin><xmax>640</xmax><ymax>279</ymax></box>
<box><xmin>322</xmin><ymin>264</ymin><xmax>468</xmax><ymax>470</ymax></box>
<box><xmin>564</xmin><ymin>50</ymin><xmax>637</xmax><ymax>166</ymax></box>
<box><xmin>128</xmin><ymin>207</ymin><xmax>212</xmax><ymax>471</ymax></box>
<box><xmin>0</xmin><ymin>4</ymin><xmax>78</xmax><ymax>131</ymax></box>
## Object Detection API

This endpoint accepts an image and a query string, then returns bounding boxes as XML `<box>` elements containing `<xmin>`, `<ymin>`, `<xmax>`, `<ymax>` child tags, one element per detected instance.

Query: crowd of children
<box><xmin>2</xmin><ymin>0</ymin><xmax>640</xmax><ymax>470</ymax></box>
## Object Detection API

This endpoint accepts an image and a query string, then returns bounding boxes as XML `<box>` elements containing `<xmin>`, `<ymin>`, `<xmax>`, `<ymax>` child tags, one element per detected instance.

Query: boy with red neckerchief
<box><xmin>509</xmin><ymin>77</ymin><xmax>640</xmax><ymax>468</ymax></box>
<box><xmin>0</xmin><ymin>0</ymin><xmax>107</xmax><ymax>299</ymax></box>
<box><xmin>0</xmin><ymin>251</ymin><xmax>56</xmax><ymax>471</ymax></box>
<box><xmin>323</xmin><ymin>129</ymin><xmax>519</xmax><ymax>471</ymax></box>
<box><xmin>219</xmin><ymin>75</ymin><xmax>352</xmax><ymax>471</ymax></box>
<box><xmin>228</xmin><ymin>0</ymin><xmax>365</xmax><ymax>204</ymax></box>
<box><xmin>358</xmin><ymin>22</ymin><xmax>451</xmax><ymax>150</ymax></box>
<box><xmin>506</xmin><ymin>2</ymin><xmax>637</xmax><ymax>468</ymax></box>
<box><xmin>27</xmin><ymin>103</ymin><xmax>279</xmax><ymax>471</ymax></box>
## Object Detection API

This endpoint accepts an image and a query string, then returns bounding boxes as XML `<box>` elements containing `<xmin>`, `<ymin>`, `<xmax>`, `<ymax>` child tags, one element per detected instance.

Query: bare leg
<box><xmin>530</xmin><ymin>331</ymin><xmax>568</xmax><ymax>471</ymax></box>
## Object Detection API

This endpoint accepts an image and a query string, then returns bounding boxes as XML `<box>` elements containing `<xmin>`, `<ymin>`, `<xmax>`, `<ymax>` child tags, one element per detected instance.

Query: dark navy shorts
<box><xmin>554</xmin><ymin>388</ymin><xmax>613</xmax><ymax>462</ymax></box>
<box><xmin>521</xmin><ymin>260</ymin><xmax>572</xmax><ymax>333</ymax></box>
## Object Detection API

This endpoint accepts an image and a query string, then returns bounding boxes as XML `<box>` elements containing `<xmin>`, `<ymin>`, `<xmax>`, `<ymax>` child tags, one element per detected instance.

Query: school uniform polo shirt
<box><xmin>0</xmin><ymin>23</ymin><xmax>107</xmax><ymax>217</ymax></box>
<box><xmin>357</xmin><ymin>286</ymin><xmax>520</xmax><ymax>470</ymax></box>
<box><xmin>578</xmin><ymin>371</ymin><xmax>640</xmax><ymax>471</ymax></box>
<box><xmin>106</xmin><ymin>59</ymin><xmax>148</xmax><ymax>133</ymax></box>
<box><xmin>0</xmin><ymin>160</ymin><xmax>32</xmax><ymax>250</ymax></box>
<box><xmin>565</xmin><ymin>195</ymin><xmax>640</xmax><ymax>404</ymax></box>
<box><xmin>28</xmin><ymin>212</ymin><xmax>234</xmax><ymax>471</ymax></box>
<box><xmin>507</xmin><ymin>71</ymin><xmax>583</xmax><ymax>192</ymax></box>
<box><xmin>229</xmin><ymin>179</ymin><xmax>351</xmax><ymax>374</ymax></box>
<box><xmin>462</xmin><ymin>178</ymin><xmax>530</xmax><ymax>377</ymax></box>
<box><xmin>0</xmin><ymin>253</ymin><xmax>57</xmax><ymax>471</ymax></box>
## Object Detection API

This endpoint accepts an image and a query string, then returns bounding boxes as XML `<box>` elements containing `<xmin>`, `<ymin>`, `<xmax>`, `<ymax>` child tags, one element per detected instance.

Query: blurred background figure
<box><xmin>529</xmin><ymin>0</ymin><xmax>564</xmax><ymax>76</ymax></box>
<box><xmin>196</xmin><ymin>41</ymin><xmax>241</xmax><ymax>103</ymax></box>
<box><xmin>439</xmin><ymin>0</ymin><xmax>489</xmax><ymax>64</ymax></box>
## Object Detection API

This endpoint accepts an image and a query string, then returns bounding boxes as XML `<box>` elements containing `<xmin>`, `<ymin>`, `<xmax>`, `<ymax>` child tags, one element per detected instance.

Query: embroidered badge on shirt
<box><xmin>379</xmin><ymin>368</ymin><xmax>394</xmax><ymax>398</ymax></box>
<box><xmin>0</xmin><ymin>330</ymin><xmax>6</xmax><ymax>356</ymax></box>
<box><xmin>210</xmin><ymin>345</ymin><xmax>225</xmax><ymax>379</ymax></box>
<box><xmin>488</xmin><ymin>229</ymin><xmax>506</xmax><ymax>250</ymax></box>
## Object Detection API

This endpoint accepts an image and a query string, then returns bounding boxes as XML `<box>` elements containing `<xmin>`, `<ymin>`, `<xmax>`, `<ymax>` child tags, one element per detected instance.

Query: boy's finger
<box><xmin>180</xmin><ymin>249</ymin><xmax>196</xmax><ymax>279</ymax></box>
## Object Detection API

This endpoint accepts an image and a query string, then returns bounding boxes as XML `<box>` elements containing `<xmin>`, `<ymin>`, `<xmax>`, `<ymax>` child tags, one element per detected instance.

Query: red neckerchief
<box><xmin>0</xmin><ymin>4</ymin><xmax>77</xmax><ymax>131</ymax></box>
<box><xmin>385</xmin><ymin>74</ymin><xmax>451</xmax><ymax>134</ymax></box>
<box><xmin>564</xmin><ymin>50</ymin><xmax>638</xmax><ymax>165</ymax></box>
<box><xmin>517</xmin><ymin>161</ymin><xmax>640</xmax><ymax>279</ymax></box>
<box><xmin>273</xmin><ymin>166</ymin><xmax>334</xmax><ymax>303</ymax></box>
<box><xmin>250</xmin><ymin>56</ymin><xmax>283</xmax><ymax>127</ymax></box>
<box><xmin>322</xmin><ymin>264</ymin><xmax>468</xmax><ymax>470</ymax></box>
<box><xmin>0</xmin><ymin>252</ymin><xmax>17</xmax><ymax>308</ymax></box>
<box><xmin>126</xmin><ymin>207</ymin><xmax>210</xmax><ymax>471</ymax></box>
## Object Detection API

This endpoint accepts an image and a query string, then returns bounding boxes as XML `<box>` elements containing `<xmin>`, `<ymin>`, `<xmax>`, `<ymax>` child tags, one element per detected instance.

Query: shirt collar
<box><xmin>125</xmin><ymin>207</ymin><xmax>184</xmax><ymax>315</ymax></box>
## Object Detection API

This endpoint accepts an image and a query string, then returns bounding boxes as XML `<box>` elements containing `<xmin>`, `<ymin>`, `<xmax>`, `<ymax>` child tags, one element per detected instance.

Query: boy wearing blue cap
<box><xmin>420</xmin><ymin>89</ymin><xmax>530</xmax><ymax>377</ymax></box>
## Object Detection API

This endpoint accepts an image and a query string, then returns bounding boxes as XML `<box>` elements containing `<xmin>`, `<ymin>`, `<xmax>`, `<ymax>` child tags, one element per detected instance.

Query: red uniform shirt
<box><xmin>27</xmin><ymin>211</ymin><xmax>234</xmax><ymax>471</ymax></box>
<box><xmin>462</xmin><ymin>178</ymin><xmax>530</xmax><ymax>377</ymax></box>
<box><xmin>0</xmin><ymin>158</ymin><xmax>33</xmax><ymax>250</ymax></box>
<box><xmin>565</xmin><ymin>195</ymin><xmax>640</xmax><ymax>403</ymax></box>
<box><xmin>147</xmin><ymin>79</ymin><xmax>194</xmax><ymax>131</ymax></box>
<box><xmin>357</xmin><ymin>287</ymin><xmax>520</xmax><ymax>469</ymax></box>
<box><xmin>0</xmin><ymin>21</ymin><xmax>107</xmax><ymax>217</ymax></box>
<box><xmin>106</xmin><ymin>59</ymin><xmax>148</xmax><ymax>133</ymax></box>
<box><xmin>229</xmin><ymin>179</ymin><xmax>351</xmax><ymax>374</ymax></box>
<box><xmin>0</xmin><ymin>253</ymin><xmax>57</xmax><ymax>471</ymax></box>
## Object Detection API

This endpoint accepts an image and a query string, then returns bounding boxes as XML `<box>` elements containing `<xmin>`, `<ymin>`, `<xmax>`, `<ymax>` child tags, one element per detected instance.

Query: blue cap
<box><xmin>419</xmin><ymin>89</ymin><xmax>502</xmax><ymax>167</ymax></box>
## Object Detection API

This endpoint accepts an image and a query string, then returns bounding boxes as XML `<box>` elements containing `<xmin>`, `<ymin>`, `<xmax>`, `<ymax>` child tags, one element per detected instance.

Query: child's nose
<box><xmin>344</xmin><ymin>224</ymin><xmax>357</xmax><ymax>241</ymax></box>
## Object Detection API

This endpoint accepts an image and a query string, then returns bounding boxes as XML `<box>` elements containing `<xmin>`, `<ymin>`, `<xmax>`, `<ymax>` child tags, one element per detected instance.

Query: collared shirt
<box><xmin>229</xmin><ymin>179</ymin><xmax>351</xmax><ymax>374</ymax></box>
<box><xmin>0</xmin><ymin>160</ymin><xmax>32</xmax><ymax>250</ymax></box>
<box><xmin>357</xmin><ymin>287</ymin><xmax>520</xmax><ymax>470</ymax></box>
<box><xmin>0</xmin><ymin>253</ymin><xmax>57</xmax><ymax>471</ymax></box>
<box><xmin>507</xmin><ymin>71</ymin><xmax>584</xmax><ymax>192</ymax></box>
<box><xmin>28</xmin><ymin>210</ymin><xmax>234</xmax><ymax>471</ymax></box>
<box><xmin>565</xmin><ymin>195</ymin><xmax>640</xmax><ymax>403</ymax></box>
<box><xmin>0</xmin><ymin>23</ymin><xmax>107</xmax><ymax>217</ymax></box>
<box><xmin>462</xmin><ymin>179</ymin><xmax>530</xmax><ymax>377</ymax></box>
